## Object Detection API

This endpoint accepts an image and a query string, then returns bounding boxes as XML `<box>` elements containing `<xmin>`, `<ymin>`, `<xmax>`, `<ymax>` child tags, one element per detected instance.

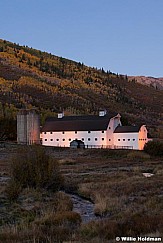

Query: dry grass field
<box><xmin>0</xmin><ymin>145</ymin><xmax>162</xmax><ymax>242</ymax></box>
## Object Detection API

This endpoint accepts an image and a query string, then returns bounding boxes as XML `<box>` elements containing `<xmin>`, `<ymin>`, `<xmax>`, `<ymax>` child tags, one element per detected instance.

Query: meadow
<box><xmin>0</xmin><ymin>145</ymin><xmax>162</xmax><ymax>242</ymax></box>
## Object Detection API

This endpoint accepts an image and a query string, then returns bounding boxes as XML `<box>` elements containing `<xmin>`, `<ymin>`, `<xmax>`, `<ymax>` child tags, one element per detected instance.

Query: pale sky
<box><xmin>1</xmin><ymin>0</ymin><xmax>163</xmax><ymax>77</ymax></box>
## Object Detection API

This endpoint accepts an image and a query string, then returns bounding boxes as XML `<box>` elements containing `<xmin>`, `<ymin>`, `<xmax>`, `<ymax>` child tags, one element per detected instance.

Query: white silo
<box><xmin>17</xmin><ymin>109</ymin><xmax>40</xmax><ymax>145</ymax></box>
<box><xmin>17</xmin><ymin>109</ymin><xmax>28</xmax><ymax>144</ymax></box>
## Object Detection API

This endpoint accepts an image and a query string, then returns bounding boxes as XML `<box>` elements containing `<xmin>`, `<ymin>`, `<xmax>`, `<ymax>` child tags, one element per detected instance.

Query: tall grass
<box><xmin>127</xmin><ymin>151</ymin><xmax>150</xmax><ymax>159</ymax></box>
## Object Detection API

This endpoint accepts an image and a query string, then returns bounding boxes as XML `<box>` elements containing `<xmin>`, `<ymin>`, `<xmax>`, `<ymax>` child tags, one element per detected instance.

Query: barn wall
<box><xmin>138</xmin><ymin>125</ymin><xmax>148</xmax><ymax>150</ymax></box>
<box><xmin>41</xmin><ymin>130</ymin><xmax>108</xmax><ymax>147</ymax></box>
<box><xmin>106</xmin><ymin>116</ymin><xmax>122</xmax><ymax>148</ymax></box>
<box><xmin>113</xmin><ymin>132</ymin><xmax>139</xmax><ymax>149</ymax></box>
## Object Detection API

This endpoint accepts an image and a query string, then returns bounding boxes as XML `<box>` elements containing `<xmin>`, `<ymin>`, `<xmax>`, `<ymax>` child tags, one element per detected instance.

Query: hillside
<box><xmin>0</xmin><ymin>39</ymin><xmax>163</xmax><ymax>139</ymax></box>
<box><xmin>129</xmin><ymin>76</ymin><xmax>163</xmax><ymax>90</ymax></box>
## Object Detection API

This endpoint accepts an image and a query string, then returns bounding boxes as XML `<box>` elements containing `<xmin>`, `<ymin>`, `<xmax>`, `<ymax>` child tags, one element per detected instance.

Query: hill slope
<box><xmin>0</xmin><ymin>39</ymin><xmax>162</xmax><ymax>139</ymax></box>
<box><xmin>129</xmin><ymin>76</ymin><xmax>163</xmax><ymax>90</ymax></box>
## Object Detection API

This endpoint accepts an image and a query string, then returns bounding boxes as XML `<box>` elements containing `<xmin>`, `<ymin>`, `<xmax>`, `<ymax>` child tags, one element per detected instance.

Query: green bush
<box><xmin>6</xmin><ymin>145</ymin><xmax>64</xmax><ymax>200</ymax></box>
<box><xmin>144</xmin><ymin>140</ymin><xmax>163</xmax><ymax>157</ymax></box>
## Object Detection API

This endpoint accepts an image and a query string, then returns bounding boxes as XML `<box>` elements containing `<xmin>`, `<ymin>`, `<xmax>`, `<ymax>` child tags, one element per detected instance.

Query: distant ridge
<box><xmin>129</xmin><ymin>76</ymin><xmax>163</xmax><ymax>90</ymax></box>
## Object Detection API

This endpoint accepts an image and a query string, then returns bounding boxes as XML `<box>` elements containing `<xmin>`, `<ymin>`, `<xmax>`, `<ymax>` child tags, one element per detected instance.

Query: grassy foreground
<box><xmin>0</xmin><ymin>145</ymin><xmax>162</xmax><ymax>242</ymax></box>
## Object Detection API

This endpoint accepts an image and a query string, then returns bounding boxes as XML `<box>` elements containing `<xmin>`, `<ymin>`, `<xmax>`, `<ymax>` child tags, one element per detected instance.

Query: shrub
<box><xmin>6</xmin><ymin>145</ymin><xmax>64</xmax><ymax>200</ymax></box>
<box><xmin>37</xmin><ymin>211</ymin><xmax>81</xmax><ymax>228</ymax></box>
<box><xmin>58</xmin><ymin>158</ymin><xmax>76</xmax><ymax>165</ymax></box>
<box><xmin>120</xmin><ymin>213</ymin><xmax>163</xmax><ymax>236</ymax></box>
<box><xmin>54</xmin><ymin>191</ymin><xmax>73</xmax><ymax>212</ymax></box>
<box><xmin>5</xmin><ymin>179</ymin><xmax>22</xmax><ymax>201</ymax></box>
<box><xmin>94</xmin><ymin>194</ymin><xmax>108</xmax><ymax>216</ymax></box>
<box><xmin>63</xmin><ymin>177</ymin><xmax>79</xmax><ymax>193</ymax></box>
<box><xmin>154</xmin><ymin>165</ymin><xmax>163</xmax><ymax>175</ymax></box>
<box><xmin>80</xmin><ymin>221</ymin><xmax>98</xmax><ymax>239</ymax></box>
<box><xmin>127</xmin><ymin>151</ymin><xmax>150</xmax><ymax>159</ymax></box>
<box><xmin>144</xmin><ymin>140</ymin><xmax>163</xmax><ymax>157</ymax></box>
<box><xmin>80</xmin><ymin>219</ymin><xmax>119</xmax><ymax>241</ymax></box>
<box><xmin>94</xmin><ymin>194</ymin><xmax>128</xmax><ymax>217</ymax></box>
<box><xmin>99</xmin><ymin>149</ymin><xmax>128</xmax><ymax>159</ymax></box>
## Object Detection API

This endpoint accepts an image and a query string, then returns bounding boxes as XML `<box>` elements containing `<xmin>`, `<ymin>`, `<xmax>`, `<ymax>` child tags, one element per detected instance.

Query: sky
<box><xmin>1</xmin><ymin>0</ymin><xmax>163</xmax><ymax>77</ymax></box>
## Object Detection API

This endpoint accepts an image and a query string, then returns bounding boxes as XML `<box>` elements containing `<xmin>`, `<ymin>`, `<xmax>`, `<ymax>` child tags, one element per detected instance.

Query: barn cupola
<box><xmin>58</xmin><ymin>112</ymin><xmax>64</xmax><ymax>119</ymax></box>
<box><xmin>99</xmin><ymin>110</ymin><xmax>107</xmax><ymax>116</ymax></box>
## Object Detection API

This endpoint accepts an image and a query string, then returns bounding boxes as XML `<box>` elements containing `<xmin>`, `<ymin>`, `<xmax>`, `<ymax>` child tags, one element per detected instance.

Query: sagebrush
<box><xmin>6</xmin><ymin>145</ymin><xmax>64</xmax><ymax>200</ymax></box>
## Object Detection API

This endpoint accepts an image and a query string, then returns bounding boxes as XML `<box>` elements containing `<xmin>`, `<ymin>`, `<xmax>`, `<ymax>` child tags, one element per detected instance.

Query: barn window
<box><xmin>50</xmin><ymin>139</ymin><xmax>53</xmax><ymax>141</ymax></box>
<box><xmin>128</xmin><ymin>139</ymin><xmax>130</xmax><ymax>141</ymax></box>
<box><xmin>50</xmin><ymin>132</ymin><xmax>53</xmax><ymax>134</ymax></box>
<box><xmin>118</xmin><ymin>139</ymin><xmax>120</xmax><ymax>141</ymax></box>
<box><xmin>109</xmin><ymin>139</ymin><xmax>111</xmax><ymax>141</ymax></box>
<box><xmin>69</xmin><ymin>138</ymin><xmax>71</xmax><ymax>141</ymax></box>
<box><xmin>123</xmin><ymin>139</ymin><xmax>125</xmax><ymax>141</ymax></box>
<box><xmin>62</xmin><ymin>132</ymin><xmax>65</xmax><ymax>134</ymax></box>
<box><xmin>102</xmin><ymin>138</ymin><xmax>104</xmax><ymax>141</ymax></box>
<box><xmin>109</xmin><ymin>127</ymin><xmax>111</xmax><ymax>129</ymax></box>
<box><xmin>75</xmin><ymin>131</ymin><xmax>77</xmax><ymax>134</ymax></box>
<box><xmin>56</xmin><ymin>139</ymin><xmax>59</xmax><ymax>141</ymax></box>
<box><xmin>133</xmin><ymin>139</ymin><xmax>135</xmax><ymax>141</ymax></box>
<box><xmin>88</xmin><ymin>138</ymin><xmax>90</xmax><ymax>141</ymax></box>
<box><xmin>63</xmin><ymin>139</ymin><xmax>65</xmax><ymax>141</ymax></box>
<box><xmin>82</xmin><ymin>138</ymin><xmax>84</xmax><ymax>141</ymax></box>
<box><xmin>88</xmin><ymin>131</ymin><xmax>91</xmax><ymax>133</ymax></box>
<box><xmin>95</xmin><ymin>138</ymin><xmax>97</xmax><ymax>141</ymax></box>
<box><xmin>102</xmin><ymin>131</ymin><xmax>104</xmax><ymax>133</ymax></box>
<box><xmin>44</xmin><ymin>132</ymin><xmax>46</xmax><ymax>134</ymax></box>
<box><xmin>45</xmin><ymin>139</ymin><xmax>47</xmax><ymax>141</ymax></box>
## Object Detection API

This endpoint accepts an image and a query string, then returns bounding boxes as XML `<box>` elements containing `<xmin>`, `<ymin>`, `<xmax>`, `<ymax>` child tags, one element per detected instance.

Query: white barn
<box><xmin>114</xmin><ymin>125</ymin><xmax>148</xmax><ymax>150</ymax></box>
<box><xmin>40</xmin><ymin>111</ymin><xmax>149</xmax><ymax>150</ymax></box>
